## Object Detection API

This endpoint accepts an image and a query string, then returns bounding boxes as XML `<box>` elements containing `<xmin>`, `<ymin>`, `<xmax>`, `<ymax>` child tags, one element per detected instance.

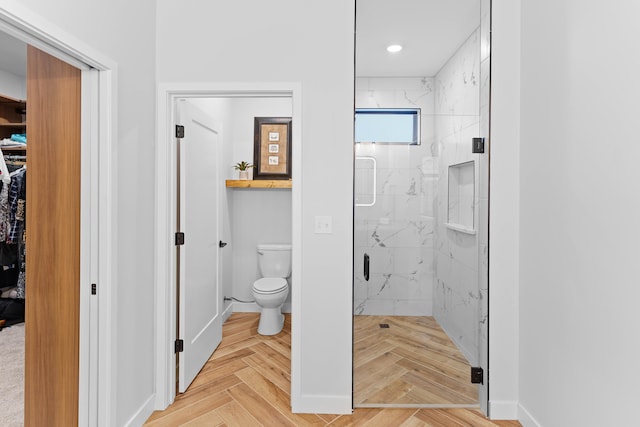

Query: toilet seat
<box><xmin>253</xmin><ymin>277</ymin><xmax>287</xmax><ymax>294</ymax></box>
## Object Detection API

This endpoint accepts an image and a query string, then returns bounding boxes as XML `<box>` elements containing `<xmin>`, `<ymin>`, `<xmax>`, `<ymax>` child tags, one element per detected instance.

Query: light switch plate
<box><xmin>314</xmin><ymin>216</ymin><xmax>333</xmax><ymax>234</ymax></box>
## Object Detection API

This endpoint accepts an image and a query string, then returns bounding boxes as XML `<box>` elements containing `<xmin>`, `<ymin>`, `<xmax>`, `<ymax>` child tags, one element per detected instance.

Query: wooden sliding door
<box><xmin>24</xmin><ymin>46</ymin><xmax>82</xmax><ymax>426</ymax></box>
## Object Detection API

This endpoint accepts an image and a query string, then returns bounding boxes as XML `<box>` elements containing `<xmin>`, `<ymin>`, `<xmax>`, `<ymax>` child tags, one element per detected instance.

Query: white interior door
<box><xmin>177</xmin><ymin>99</ymin><xmax>223</xmax><ymax>392</ymax></box>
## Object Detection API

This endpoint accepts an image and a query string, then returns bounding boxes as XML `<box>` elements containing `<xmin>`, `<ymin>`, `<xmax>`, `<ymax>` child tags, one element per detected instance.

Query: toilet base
<box><xmin>257</xmin><ymin>307</ymin><xmax>284</xmax><ymax>335</ymax></box>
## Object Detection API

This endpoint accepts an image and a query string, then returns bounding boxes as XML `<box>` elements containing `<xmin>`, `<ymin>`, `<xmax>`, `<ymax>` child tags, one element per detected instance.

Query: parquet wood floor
<box><xmin>354</xmin><ymin>315</ymin><xmax>477</xmax><ymax>406</ymax></box>
<box><xmin>145</xmin><ymin>313</ymin><xmax>521</xmax><ymax>427</ymax></box>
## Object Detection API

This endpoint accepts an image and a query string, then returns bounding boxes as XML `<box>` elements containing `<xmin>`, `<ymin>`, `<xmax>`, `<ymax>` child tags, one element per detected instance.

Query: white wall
<box><xmin>0</xmin><ymin>69</ymin><xmax>25</xmax><ymax>100</ymax></box>
<box><xmin>488</xmin><ymin>0</ymin><xmax>521</xmax><ymax>419</ymax></box>
<box><xmin>518</xmin><ymin>1</ymin><xmax>640</xmax><ymax>426</ymax></box>
<box><xmin>354</xmin><ymin>77</ymin><xmax>437</xmax><ymax>317</ymax></box>
<box><xmin>230</xmin><ymin>189</ymin><xmax>292</xmax><ymax>308</ymax></box>
<box><xmin>156</xmin><ymin>0</ymin><xmax>355</xmax><ymax>412</ymax></box>
<box><xmin>227</xmin><ymin>98</ymin><xmax>292</xmax><ymax>180</ymax></box>
<box><xmin>13</xmin><ymin>0</ymin><xmax>158</xmax><ymax>424</ymax></box>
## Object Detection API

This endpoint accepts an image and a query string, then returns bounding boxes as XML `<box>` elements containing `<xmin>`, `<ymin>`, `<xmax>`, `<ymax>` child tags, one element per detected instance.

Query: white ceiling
<box><xmin>0</xmin><ymin>1</ymin><xmax>479</xmax><ymax>80</ymax></box>
<box><xmin>0</xmin><ymin>31</ymin><xmax>26</xmax><ymax>77</ymax></box>
<box><xmin>356</xmin><ymin>0</ymin><xmax>481</xmax><ymax>77</ymax></box>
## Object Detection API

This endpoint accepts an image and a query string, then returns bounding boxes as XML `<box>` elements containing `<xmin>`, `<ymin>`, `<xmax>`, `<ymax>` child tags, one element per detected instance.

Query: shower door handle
<box><xmin>364</xmin><ymin>253</ymin><xmax>370</xmax><ymax>281</ymax></box>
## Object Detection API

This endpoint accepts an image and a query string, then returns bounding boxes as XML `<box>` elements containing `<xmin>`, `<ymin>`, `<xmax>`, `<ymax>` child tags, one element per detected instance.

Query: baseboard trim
<box><xmin>356</xmin><ymin>403</ymin><xmax>479</xmax><ymax>409</ymax></box>
<box><xmin>292</xmin><ymin>394</ymin><xmax>352</xmax><ymax>415</ymax></box>
<box><xmin>222</xmin><ymin>302</ymin><xmax>233</xmax><ymax>322</ymax></box>
<box><xmin>489</xmin><ymin>400</ymin><xmax>519</xmax><ymax>420</ymax></box>
<box><xmin>518</xmin><ymin>403</ymin><xmax>542</xmax><ymax>427</ymax></box>
<box><xmin>123</xmin><ymin>394</ymin><xmax>155</xmax><ymax>427</ymax></box>
<box><xmin>230</xmin><ymin>301</ymin><xmax>260</xmax><ymax>313</ymax></box>
<box><xmin>230</xmin><ymin>301</ymin><xmax>292</xmax><ymax>314</ymax></box>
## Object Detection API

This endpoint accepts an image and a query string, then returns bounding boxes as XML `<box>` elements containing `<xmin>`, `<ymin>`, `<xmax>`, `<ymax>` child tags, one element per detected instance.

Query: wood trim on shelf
<box><xmin>226</xmin><ymin>179</ymin><xmax>292</xmax><ymax>189</ymax></box>
<box><xmin>1</xmin><ymin>145</ymin><xmax>27</xmax><ymax>152</ymax></box>
<box><xmin>0</xmin><ymin>94</ymin><xmax>26</xmax><ymax>104</ymax></box>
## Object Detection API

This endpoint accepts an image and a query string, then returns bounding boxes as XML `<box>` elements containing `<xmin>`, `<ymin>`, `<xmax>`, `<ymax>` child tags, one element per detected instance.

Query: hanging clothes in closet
<box><xmin>0</xmin><ymin>149</ymin><xmax>26</xmax><ymax>327</ymax></box>
<box><xmin>8</xmin><ymin>166</ymin><xmax>26</xmax><ymax>298</ymax></box>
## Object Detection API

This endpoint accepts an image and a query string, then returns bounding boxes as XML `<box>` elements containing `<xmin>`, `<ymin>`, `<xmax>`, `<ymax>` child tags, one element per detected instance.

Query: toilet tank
<box><xmin>257</xmin><ymin>244</ymin><xmax>292</xmax><ymax>278</ymax></box>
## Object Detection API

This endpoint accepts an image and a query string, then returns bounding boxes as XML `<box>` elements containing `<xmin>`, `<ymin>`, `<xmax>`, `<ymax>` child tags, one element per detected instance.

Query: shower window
<box><xmin>354</xmin><ymin>108</ymin><xmax>420</xmax><ymax>145</ymax></box>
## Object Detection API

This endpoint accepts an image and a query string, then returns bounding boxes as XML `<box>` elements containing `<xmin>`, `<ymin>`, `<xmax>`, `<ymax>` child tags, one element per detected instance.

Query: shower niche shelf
<box><xmin>445</xmin><ymin>161</ymin><xmax>476</xmax><ymax>235</ymax></box>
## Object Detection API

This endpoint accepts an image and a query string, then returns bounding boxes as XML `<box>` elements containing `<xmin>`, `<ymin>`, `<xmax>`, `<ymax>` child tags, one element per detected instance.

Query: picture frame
<box><xmin>253</xmin><ymin>117</ymin><xmax>292</xmax><ymax>180</ymax></box>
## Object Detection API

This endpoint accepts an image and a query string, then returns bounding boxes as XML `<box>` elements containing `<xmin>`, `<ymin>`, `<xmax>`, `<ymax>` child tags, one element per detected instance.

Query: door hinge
<box><xmin>472</xmin><ymin>137</ymin><xmax>485</xmax><ymax>154</ymax></box>
<box><xmin>175</xmin><ymin>339</ymin><xmax>184</xmax><ymax>353</ymax></box>
<box><xmin>471</xmin><ymin>366</ymin><xmax>484</xmax><ymax>384</ymax></box>
<box><xmin>175</xmin><ymin>232</ymin><xmax>185</xmax><ymax>246</ymax></box>
<box><xmin>176</xmin><ymin>125</ymin><xmax>185</xmax><ymax>139</ymax></box>
<box><xmin>91</xmin><ymin>283</ymin><xmax>97</xmax><ymax>295</ymax></box>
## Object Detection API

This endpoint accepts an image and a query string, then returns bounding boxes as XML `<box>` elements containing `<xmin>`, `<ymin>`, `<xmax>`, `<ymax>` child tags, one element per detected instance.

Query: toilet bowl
<box><xmin>252</xmin><ymin>244</ymin><xmax>291</xmax><ymax>335</ymax></box>
<box><xmin>252</xmin><ymin>278</ymin><xmax>289</xmax><ymax>335</ymax></box>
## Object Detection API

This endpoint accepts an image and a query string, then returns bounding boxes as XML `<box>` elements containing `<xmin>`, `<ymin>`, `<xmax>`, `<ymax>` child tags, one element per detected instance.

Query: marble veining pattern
<box><xmin>354</xmin><ymin>77</ymin><xmax>436</xmax><ymax>316</ymax></box>
<box><xmin>434</xmin><ymin>28</ymin><xmax>483</xmax><ymax>366</ymax></box>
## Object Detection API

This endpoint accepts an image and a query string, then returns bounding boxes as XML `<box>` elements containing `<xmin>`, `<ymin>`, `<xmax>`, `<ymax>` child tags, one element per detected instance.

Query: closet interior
<box><xmin>0</xmin><ymin>32</ymin><xmax>27</xmax><ymax>427</ymax></box>
<box><xmin>0</xmin><ymin>93</ymin><xmax>26</xmax><ymax>329</ymax></box>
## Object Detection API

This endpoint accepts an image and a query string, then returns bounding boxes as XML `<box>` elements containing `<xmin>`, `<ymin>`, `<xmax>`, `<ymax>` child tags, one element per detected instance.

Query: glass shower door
<box><xmin>353</xmin><ymin>0</ymin><xmax>489</xmax><ymax>411</ymax></box>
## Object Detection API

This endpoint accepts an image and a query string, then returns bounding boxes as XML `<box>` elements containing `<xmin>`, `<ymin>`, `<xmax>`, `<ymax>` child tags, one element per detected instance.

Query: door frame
<box><xmin>155</xmin><ymin>83</ymin><xmax>302</xmax><ymax>408</ymax></box>
<box><xmin>0</xmin><ymin>4</ymin><xmax>115</xmax><ymax>426</ymax></box>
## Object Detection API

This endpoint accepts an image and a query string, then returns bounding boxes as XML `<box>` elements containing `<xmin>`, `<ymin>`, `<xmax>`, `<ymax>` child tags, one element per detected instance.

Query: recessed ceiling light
<box><xmin>387</xmin><ymin>44</ymin><xmax>403</xmax><ymax>53</ymax></box>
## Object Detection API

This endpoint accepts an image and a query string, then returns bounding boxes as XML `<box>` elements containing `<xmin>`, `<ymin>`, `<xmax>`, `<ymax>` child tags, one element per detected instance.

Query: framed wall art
<box><xmin>253</xmin><ymin>117</ymin><xmax>292</xmax><ymax>180</ymax></box>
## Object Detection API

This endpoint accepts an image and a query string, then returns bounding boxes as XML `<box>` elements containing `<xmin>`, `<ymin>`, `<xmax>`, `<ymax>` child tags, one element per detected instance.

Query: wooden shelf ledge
<box><xmin>0</xmin><ymin>94</ymin><xmax>26</xmax><ymax>104</ymax></box>
<box><xmin>1</xmin><ymin>145</ymin><xmax>27</xmax><ymax>152</ymax></box>
<box><xmin>226</xmin><ymin>179</ymin><xmax>292</xmax><ymax>189</ymax></box>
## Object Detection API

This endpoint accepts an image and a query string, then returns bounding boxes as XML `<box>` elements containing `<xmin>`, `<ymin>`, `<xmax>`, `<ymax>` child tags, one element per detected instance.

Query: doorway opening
<box><xmin>155</xmin><ymin>85</ymin><xmax>302</xmax><ymax>408</ymax></box>
<box><xmin>353</xmin><ymin>0</ymin><xmax>491</xmax><ymax>412</ymax></box>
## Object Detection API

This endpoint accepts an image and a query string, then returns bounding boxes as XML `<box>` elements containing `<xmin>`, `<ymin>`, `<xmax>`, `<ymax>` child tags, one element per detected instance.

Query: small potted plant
<box><xmin>233</xmin><ymin>161</ymin><xmax>253</xmax><ymax>180</ymax></box>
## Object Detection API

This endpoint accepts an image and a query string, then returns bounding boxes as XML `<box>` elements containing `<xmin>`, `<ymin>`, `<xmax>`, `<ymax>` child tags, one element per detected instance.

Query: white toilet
<box><xmin>252</xmin><ymin>243</ymin><xmax>291</xmax><ymax>335</ymax></box>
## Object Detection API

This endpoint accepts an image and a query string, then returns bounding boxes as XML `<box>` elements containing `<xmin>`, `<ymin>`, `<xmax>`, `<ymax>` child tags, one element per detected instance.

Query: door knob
<box><xmin>219</xmin><ymin>241</ymin><xmax>228</xmax><ymax>248</ymax></box>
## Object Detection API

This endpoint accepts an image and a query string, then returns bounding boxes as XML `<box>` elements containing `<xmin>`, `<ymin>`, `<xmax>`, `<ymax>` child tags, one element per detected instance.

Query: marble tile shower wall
<box><xmin>433</xmin><ymin>28</ymin><xmax>483</xmax><ymax>365</ymax></box>
<box><xmin>353</xmin><ymin>77</ymin><xmax>437</xmax><ymax>316</ymax></box>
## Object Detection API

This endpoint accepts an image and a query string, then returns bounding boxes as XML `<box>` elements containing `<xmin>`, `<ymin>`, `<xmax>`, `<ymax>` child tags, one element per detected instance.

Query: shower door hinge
<box><xmin>471</xmin><ymin>366</ymin><xmax>484</xmax><ymax>384</ymax></box>
<box><xmin>175</xmin><ymin>125</ymin><xmax>185</xmax><ymax>139</ymax></box>
<box><xmin>175</xmin><ymin>339</ymin><xmax>184</xmax><ymax>353</ymax></box>
<box><xmin>472</xmin><ymin>137</ymin><xmax>485</xmax><ymax>153</ymax></box>
<box><xmin>175</xmin><ymin>232</ymin><xmax>185</xmax><ymax>246</ymax></box>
